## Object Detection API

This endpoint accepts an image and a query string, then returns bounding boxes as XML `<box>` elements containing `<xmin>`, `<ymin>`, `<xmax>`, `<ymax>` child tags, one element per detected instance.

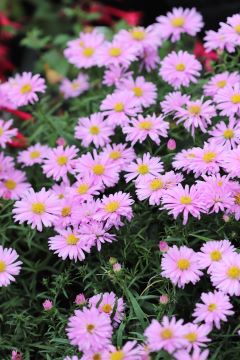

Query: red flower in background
<box><xmin>194</xmin><ymin>40</ymin><xmax>218</xmax><ymax>72</ymax></box>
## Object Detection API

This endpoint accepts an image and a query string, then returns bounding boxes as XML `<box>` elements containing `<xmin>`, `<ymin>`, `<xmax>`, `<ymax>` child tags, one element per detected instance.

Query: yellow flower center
<box><xmin>175</xmin><ymin>63</ymin><xmax>186</xmax><ymax>71</ymax></box>
<box><xmin>83</xmin><ymin>47</ymin><xmax>95</xmax><ymax>57</ymax></box>
<box><xmin>177</xmin><ymin>258</ymin><xmax>190</xmax><ymax>270</ymax></box>
<box><xmin>57</xmin><ymin>155</ymin><xmax>68</xmax><ymax>166</ymax></box>
<box><xmin>171</xmin><ymin>17</ymin><xmax>185</xmax><ymax>27</ymax></box>
<box><xmin>101</xmin><ymin>303</ymin><xmax>112</xmax><ymax>313</ymax></box>
<box><xmin>105</xmin><ymin>200</ymin><xmax>120</xmax><ymax>213</ymax></box>
<box><xmin>77</xmin><ymin>183</ymin><xmax>89</xmax><ymax>194</ymax></box>
<box><xmin>66</xmin><ymin>234</ymin><xmax>79</xmax><ymax>245</ymax></box>
<box><xmin>71</xmin><ymin>82</ymin><xmax>79</xmax><ymax>90</ymax></box>
<box><xmin>86</xmin><ymin>324</ymin><xmax>95</xmax><ymax>333</ymax></box>
<box><xmin>223</xmin><ymin>129</ymin><xmax>234</xmax><ymax>139</ymax></box>
<box><xmin>89</xmin><ymin>125</ymin><xmax>100</xmax><ymax>135</ymax></box>
<box><xmin>139</xmin><ymin>120</ymin><xmax>152</xmax><ymax>130</ymax></box>
<box><xmin>0</xmin><ymin>260</ymin><xmax>6</xmax><ymax>272</ymax></box>
<box><xmin>217</xmin><ymin>80</ymin><xmax>226</xmax><ymax>88</ymax></box>
<box><xmin>150</xmin><ymin>178</ymin><xmax>164</xmax><ymax>191</ymax></box>
<box><xmin>235</xmin><ymin>192</ymin><xmax>240</xmax><ymax>205</ymax></box>
<box><xmin>110</xmin><ymin>151</ymin><xmax>121</xmax><ymax>160</ymax></box>
<box><xmin>203</xmin><ymin>151</ymin><xmax>216</xmax><ymax>163</ymax></box>
<box><xmin>30</xmin><ymin>150</ymin><xmax>41</xmax><ymax>159</ymax></box>
<box><xmin>0</xmin><ymin>127</ymin><xmax>4</xmax><ymax>136</ymax></box>
<box><xmin>234</xmin><ymin>25</ymin><xmax>240</xmax><ymax>34</ymax></box>
<box><xmin>61</xmin><ymin>206</ymin><xmax>71</xmax><ymax>217</ymax></box>
<box><xmin>20</xmin><ymin>83</ymin><xmax>32</xmax><ymax>94</ymax></box>
<box><xmin>231</xmin><ymin>94</ymin><xmax>240</xmax><ymax>104</ymax></box>
<box><xmin>185</xmin><ymin>332</ymin><xmax>197</xmax><ymax>343</ymax></box>
<box><xmin>161</xmin><ymin>328</ymin><xmax>173</xmax><ymax>340</ymax></box>
<box><xmin>93</xmin><ymin>354</ymin><xmax>101</xmax><ymax>360</ymax></box>
<box><xmin>31</xmin><ymin>202</ymin><xmax>46</xmax><ymax>214</ymax></box>
<box><xmin>114</xmin><ymin>102</ymin><xmax>124</xmax><ymax>112</ymax></box>
<box><xmin>227</xmin><ymin>266</ymin><xmax>240</xmax><ymax>279</ymax></box>
<box><xmin>131</xmin><ymin>29</ymin><xmax>145</xmax><ymax>40</ymax></box>
<box><xmin>58</xmin><ymin>194</ymin><xmax>64</xmax><ymax>199</ymax></box>
<box><xmin>210</xmin><ymin>250</ymin><xmax>222</xmax><ymax>261</ymax></box>
<box><xmin>109</xmin><ymin>47</ymin><xmax>122</xmax><ymax>57</ymax></box>
<box><xmin>4</xmin><ymin>179</ymin><xmax>16</xmax><ymax>190</ymax></box>
<box><xmin>110</xmin><ymin>351</ymin><xmax>124</xmax><ymax>360</ymax></box>
<box><xmin>92</xmin><ymin>164</ymin><xmax>105</xmax><ymax>175</ymax></box>
<box><xmin>188</xmin><ymin>105</ymin><xmax>201</xmax><ymax>115</ymax></box>
<box><xmin>180</xmin><ymin>196</ymin><xmax>192</xmax><ymax>205</ymax></box>
<box><xmin>137</xmin><ymin>164</ymin><xmax>149</xmax><ymax>175</ymax></box>
<box><xmin>208</xmin><ymin>303</ymin><xmax>217</xmax><ymax>312</ymax></box>
<box><xmin>133</xmin><ymin>86</ymin><xmax>143</xmax><ymax>97</ymax></box>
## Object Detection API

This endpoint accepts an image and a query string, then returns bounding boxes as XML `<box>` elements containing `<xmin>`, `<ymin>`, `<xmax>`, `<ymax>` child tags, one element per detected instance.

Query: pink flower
<box><xmin>123</xmin><ymin>114</ymin><xmax>169</xmax><ymax>145</ymax></box>
<box><xmin>167</xmin><ymin>138</ymin><xmax>176</xmax><ymax>150</ymax></box>
<box><xmin>160</xmin><ymin>51</ymin><xmax>202</xmax><ymax>89</ymax></box>
<box><xmin>97</xmin><ymin>39</ymin><xmax>138</xmax><ymax>68</ymax></box>
<box><xmin>204</xmin><ymin>29</ymin><xmax>235</xmax><ymax>53</ymax></box>
<box><xmin>113</xmin><ymin>263</ymin><xmax>122</xmax><ymax>272</ymax></box>
<box><xmin>159</xmin><ymin>241</ymin><xmax>169</xmax><ymax>253</ymax></box>
<box><xmin>161</xmin><ymin>245</ymin><xmax>203</xmax><ymax>288</ymax></box>
<box><xmin>60</xmin><ymin>73</ymin><xmax>89</xmax><ymax>99</ymax></box>
<box><xmin>7</xmin><ymin>72</ymin><xmax>46</xmax><ymax>106</ymax></box>
<box><xmin>56</xmin><ymin>137</ymin><xmax>66</xmax><ymax>146</ymax></box>
<box><xmin>103</xmin><ymin>65</ymin><xmax>133</xmax><ymax>87</ymax></box>
<box><xmin>193</xmin><ymin>290</ymin><xmax>234</xmax><ymax>329</ymax></box>
<box><xmin>0</xmin><ymin>169</ymin><xmax>30</xmax><ymax>200</ymax></box>
<box><xmin>220</xmin><ymin>14</ymin><xmax>240</xmax><ymax>50</ymax></box>
<box><xmin>66</xmin><ymin>306</ymin><xmax>113</xmax><ymax>352</ymax></box>
<box><xmin>208</xmin><ymin>118</ymin><xmax>240</xmax><ymax>149</ymax></box>
<box><xmin>75</xmin><ymin>293</ymin><xmax>86</xmax><ymax>306</ymax></box>
<box><xmin>156</xmin><ymin>7</ymin><xmax>204</xmax><ymax>42</ymax></box>
<box><xmin>139</xmin><ymin>46</ymin><xmax>160</xmax><ymax>72</ymax></box>
<box><xmin>17</xmin><ymin>143</ymin><xmax>49</xmax><ymax>166</ymax></box>
<box><xmin>159</xmin><ymin>294</ymin><xmax>169</xmax><ymax>304</ymax></box>
<box><xmin>222</xmin><ymin>146</ymin><xmax>240</xmax><ymax>178</ymax></box>
<box><xmin>174</xmin><ymin>348</ymin><xmax>209</xmax><ymax>360</ymax></box>
<box><xmin>43</xmin><ymin>299</ymin><xmax>53</xmax><ymax>311</ymax></box>
<box><xmin>68</xmin><ymin>175</ymin><xmax>101</xmax><ymax>203</ymax></box>
<box><xmin>0</xmin><ymin>153</ymin><xmax>15</xmax><ymax>179</ymax></box>
<box><xmin>42</xmin><ymin>145</ymin><xmax>78</xmax><ymax>181</ymax></box>
<box><xmin>203</xmin><ymin>71</ymin><xmax>240</xmax><ymax>97</ymax></box>
<box><xmin>101</xmin><ymin>143</ymin><xmax>136</xmax><ymax>170</ymax></box>
<box><xmin>0</xmin><ymin>246</ymin><xmax>22</xmax><ymax>287</ymax></box>
<box><xmin>160</xmin><ymin>91</ymin><xmax>191</xmax><ymax>115</ymax></box>
<box><xmin>71</xmin><ymin>200</ymin><xmax>99</xmax><ymax>226</ymax></box>
<box><xmin>94</xmin><ymin>191</ymin><xmax>134</xmax><ymax>228</ymax></box>
<box><xmin>215</xmin><ymin>83</ymin><xmax>240</xmax><ymax>117</ymax></box>
<box><xmin>13</xmin><ymin>188</ymin><xmax>61</xmax><ymax>231</ymax></box>
<box><xmin>108</xmin><ymin>341</ymin><xmax>142</xmax><ymax>360</ymax></box>
<box><xmin>0</xmin><ymin>119</ymin><xmax>17</xmax><ymax>148</ymax></box>
<box><xmin>75</xmin><ymin>113</ymin><xmax>114</xmax><ymax>148</ymax></box>
<box><xmin>100</xmin><ymin>91</ymin><xmax>141</xmax><ymax>127</ymax></box>
<box><xmin>89</xmin><ymin>291</ymin><xmax>125</xmax><ymax>324</ymax></box>
<box><xmin>182</xmin><ymin>323</ymin><xmax>211</xmax><ymax>351</ymax></box>
<box><xmin>125</xmin><ymin>153</ymin><xmax>164</xmax><ymax>183</ymax></box>
<box><xmin>115</xmin><ymin>25</ymin><xmax>162</xmax><ymax>50</ymax></box>
<box><xmin>144</xmin><ymin>316</ymin><xmax>187</xmax><ymax>353</ymax></box>
<box><xmin>80</xmin><ymin>221</ymin><xmax>116</xmax><ymax>251</ymax></box>
<box><xmin>11</xmin><ymin>350</ymin><xmax>22</xmax><ymax>360</ymax></box>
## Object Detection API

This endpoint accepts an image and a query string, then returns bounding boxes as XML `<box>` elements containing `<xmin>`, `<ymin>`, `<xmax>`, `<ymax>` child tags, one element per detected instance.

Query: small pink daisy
<box><xmin>69</xmin><ymin>175</ymin><xmax>101</xmax><ymax>202</ymax></box>
<box><xmin>0</xmin><ymin>246</ymin><xmax>22</xmax><ymax>287</ymax></box>
<box><xmin>0</xmin><ymin>153</ymin><xmax>15</xmax><ymax>180</ymax></box>
<box><xmin>0</xmin><ymin>169</ymin><xmax>30</xmax><ymax>200</ymax></box>
<box><xmin>204</xmin><ymin>28</ymin><xmax>235</xmax><ymax>54</ymax></box>
<box><xmin>174</xmin><ymin>348</ymin><xmax>209</xmax><ymax>360</ymax></box>
<box><xmin>125</xmin><ymin>153</ymin><xmax>164</xmax><ymax>183</ymax></box>
<box><xmin>139</xmin><ymin>45</ymin><xmax>160</xmax><ymax>73</ymax></box>
<box><xmin>172</xmin><ymin>148</ymin><xmax>198</xmax><ymax>174</ymax></box>
<box><xmin>81</xmin><ymin>350</ymin><xmax>109</xmax><ymax>360</ymax></box>
<box><xmin>0</xmin><ymin>119</ymin><xmax>17</xmax><ymax>148</ymax></box>
<box><xmin>203</xmin><ymin>71</ymin><xmax>240</xmax><ymax>97</ymax></box>
<box><xmin>101</xmin><ymin>143</ymin><xmax>136</xmax><ymax>170</ymax></box>
<box><xmin>115</xmin><ymin>25</ymin><xmax>162</xmax><ymax>50</ymax></box>
<box><xmin>75</xmin><ymin>113</ymin><xmax>114</xmax><ymax>148</ymax></box>
<box><xmin>53</xmin><ymin>195</ymin><xmax>78</xmax><ymax>229</ymax></box>
<box><xmin>13</xmin><ymin>188</ymin><xmax>61</xmax><ymax>231</ymax></box>
<box><xmin>103</xmin><ymin>65</ymin><xmax>133</xmax><ymax>87</ymax></box>
<box><xmin>123</xmin><ymin>114</ymin><xmax>169</xmax><ymax>145</ymax></box>
<box><xmin>97</xmin><ymin>39</ymin><xmax>138</xmax><ymax>68</ymax></box>
<box><xmin>161</xmin><ymin>245</ymin><xmax>203</xmax><ymax>288</ymax></box>
<box><xmin>220</xmin><ymin>14</ymin><xmax>240</xmax><ymax>49</ymax></box>
<box><xmin>89</xmin><ymin>291</ymin><xmax>125</xmax><ymax>324</ymax></box>
<box><xmin>108</xmin><ymin>341</ymin><xmax>142</xmax><ymax>360</ymax></box>
<box><xmin>50</xmin><ymin>180</ymin><xmax>70</xmax><ymax>200</ymax></box>
<box><xmin>0</xmin><ymin>82</ymin><xmax>17</xmax><ymax>109</ymax></box>
<box><xmin>221</xmin><ymin>146</ymin><xmax>240</xmax><ymax>178</ymax></box>
<box><xmin>80</xmin><ymin>221</ymin><xmax>116</xmax><ymax>251</ymax></box>
<box><xmin>215</xmin><ymin>83</ymin><xmax>240</xmax><ymax>117</ymax></box>
<box><xmin>160</xmin><ymin>91</ymin><xmax>191</xmax><ymax>115</ymax></box>
<box><xmin>71</xmin><ymin>200</ymin><xmax>99</xmax><ymax>226</ymax></box>
<box><xmin>182</xmin><ymin>323</ymin><xmax>211</xmax><ymax>351</ymax></box>
<box><xmin>193</xmin><ymin>290</ymin><xmax>234</xmax><ymax>329</ymax></box>
<box><xmin>208</xmin><ymin>119</ymin><xmax>240</xmax><ymax>149</ymax></box>
<box><xmin>42</xmin><ymin>145</ymin><xmax>78</xmax><ymax>181</ymax></box>
<box><xmin>60</xmin><ymin>73</ymin><xmax>89</xmax><ymax>99</ymax></box>
<box><xmin>17</xmin><ymin>143</ymin><xmax>49</xmax><ymax>166</ymax></box>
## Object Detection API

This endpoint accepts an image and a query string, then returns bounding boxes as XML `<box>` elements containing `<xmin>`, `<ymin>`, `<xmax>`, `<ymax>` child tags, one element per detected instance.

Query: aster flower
<box><xmin>139</xmin><ymin>45</ymin><xmax>160</xmax><ymax>72</ymax></box>
<box><xmin>75</xmin><ymin>113</ymin><xmax>114</xmax><ymax>148</ymax></box>
<box><xmin>60</xmin><ymin>73</ymin><xmax>89</xmax><ymax>99</ymax></box>
<box><xmin>0</xmin><ymin>169</ymin><xmax>30</xmax><ymax>200</ymax></box>
<box><xmin>208</xmin><ymin>119</ymin><xmax>240</xmax><ymax>149</ymax></box>
<box><xmin>50</xmin><ymin>180</ymin><xmax>71</xmax><ymax>200</ymax></box>
<box><xmin>220</xmin><ymin>14</ymin><xmax>240</xmax><ymax>50</ymax></box>
<box><xmin>156</xmin><ymin>7</ymin><xmax>204</xmax><ymax>42</ymax></box>
<box><xmin>103</xmin><ymin>65</ymin><xmax>133</xmax><ymax>87</ymax></box>
<box><xmin>68</xmin><ymin>175</ymin><xmax>101</xmax><ymax>202</ymax></box>
<box><xmin>17</xmin><ymin>143</ymin><xmax>49</xmax><ymax>166</ymax></box>
<box><xmin>125</xmin><ymin>153</ymin><xmax>164</xmax><ymax>183</ymax></box>
<box><xmin>0</xmin><ymin>153</ymin><xmax>15</xmax><ymax>179</ymax></box>
<box><xmin>101</xmin><ymin>143</ymin><xmax>136</xmax><ymax>170</ymax></box>
<box><xmin>222</xmin><ymin>146</ymin><xmax>240</xmax><ymax>178</ymax></box>
<box><xmin>100</xmin><ymin>91</ymin><xmax>141</xmax><ymax>127</ymax></box>
<box><xmin>71</xmin><ymin>200</ymin><xmax>100</xmax><ymax>226</ymax></box>
<box><xmin>94</xmin><ymin>192</ymin><xmax>134</xmax><ymax>228</ymax></box>
<box><xmin>66</xmin><ymin>306</ymin><xmax>113</xmax><ymax>352</ymax></box>
<box><xmin>53</xmin><ymin>195</ymin><xmax>78</xmax><ymax>229</ymax></box>
<box><xmin>204</xmin><ymin>28</ymin><xmax>235</xmax><ymax>53</ymax></box>
<box><xmin>172</xmin><ymin>148</ymin><xmax>199</xmax><ymax>174</ymax></box>
<box><xmin>115</xmin><ymin>25</ymin><xmax>162</xmax><ymax>50</ymax></box>
<box><xmin>203</xmin><ymin>71</ymin><xmax>240</xmax><ymax>97</ymax></box>
<box><xmin>215</xmin><ymin>83</ymin><xmax>240</xmax><ymax>117</ymax></box>
<box><xmin>160</xmin><ymin>91</ymin><xmax>191</xmax><ymax>115</ymax></box>
<box><xmin>174</xmin><ymin>348</ymin><xmax>209</xmax><ymax>360</ymax></box>
<box><xmin>80</xmin><ymin>221</ymin><xmax>116</xmax><ymax>251</ymax></box>
<box><xmin>89</xmin><ymin>291</ymin><xmax>125</xmax><ymax>324</ymax></box>
<box><xmin>108</xmin><ymin>341</ymin><xmax>142</xmax><ymax>360</ymax></box>
<box><xmin>13</xmin><ymin>188</ymin><xmax>61</xmax><ymax>231</ymax></box>
<box><xmin>7</xmin><ymin>72</ymin><xmax>46</xmax><ymax>106</ymax></box>
<box><xmin>0</xmin><ymin>119</ymin><xmax>17</xmax><ymax>148</ymax></box>
<box><xmin>0</xmin><ymin>246</ymin><xmax>22</xmax><ymax>287</ymax></box>
<box><xmin>97</xmin><ymin>39</ymin><xmax>138</xmax><ymax>68</ymax></box>
<box><xmin>81</xmin><ymin>350</ymin><xmax>109</xmax><ymax>360</ymax></box>
<box><xmin>193</xmin><ymin>290</ymin><xmax>234</xmax><ymax>329</ymax></box>
<box><xmin>42</xmin><ymin>145</ymin><xmax>78</xmax><ymax>181</ymax></box>
<box><xmin>123</xmin><ymin>114</ymin><xmax>169</xmax><ymax>145</ymax></box>
<box><xmin>144</xmin><ymin>316</ymin><xmax>187</xmax><ymax>353</ymax></box>
<box><xmin>117</xmin><ymin>76</ymin><xmax>157</xmax><ymax>108</ymax></box>
<box><xmin>160</xmin><ymin>51</ymin><xmax>202</xmax><ymax>89</ymax></box>
<box><xmin>182</xmin><ymin>323</ymin><xmax>211</xmax><ymax>351</ymax></box>
<box><xmin>161</xmin><ymin>245</ymin><xmax>203</xmax><ymax>288</ymax></box>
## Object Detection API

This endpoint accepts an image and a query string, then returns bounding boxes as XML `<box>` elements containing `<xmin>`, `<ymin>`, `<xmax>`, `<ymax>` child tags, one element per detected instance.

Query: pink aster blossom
<box><xmin>182</xmin><ymin>323</ymin><xmax>211</xmax><ymax>351</ymax></box>
<box><xmin>81</xmin><ymin>350</ymin><xmax>109</xmax><ymax>360</ymax></box>
<box><xmin>125</xmin><ymin>153</ymin><xmax>164</xmax><ymax>184</ymax></box>
<box><xmin>108</xmin><ymin>341</ymin><xmax>142</xmax><ymax>360</ymax></box>
<box><xmin>221</xmin><ymin>146</ymin><xmax>240</xmax><ymax>178</ymax></box>
<box><xmin>160</xmin><ymin>91</ymin><xmax>191</xmax><ymax>115</ymax></box>
<box><xmin>156</xmin><ymin>7</ymin><xmax>204</xmax><ymax>42</ymax></box>
<box><xmin>229</xmin><ymin>187</ymin><xmax>240</xmax><ymax>220</ymax></box>
<box><xmin>208</xmin><ymin>119</ymin><xmax>240</xmax><ymax>149</ymax></box>
<box><xmin>144</xmin><ymin>316</ymin><xmax>187</xmax><ymax>353</ymax></box>
<box><xmin>60</xmin><ymin>73</ymin><xmax>89</xmax><ymax>99</ymax></box>
<box><xmin>0</xmin><ymin>246</ymin><xmax>22</xmax><ymax>287</ymax></box>
<box><xmin>0</xmin><ymin>153</ymin><xmax>14</xmax><ymax>179</ymax></box>
<box><xmin>161</xmin><ymin>184</ymin><xmax>206</xmax><ymax>225</ymax></box>
<box><xmin>17</xmin><ymin>143</ymin><xmax>49</xmax><ymax>166</ymax></box>
<box><xmin>220</xmin><ymin>14</ymin><xmax>240</xmax><ymax>50</ymax></box>
<box><xmin>123</xmin><ymin>114</ymin><xmax>169</xmax><ymax>145</ymax></box>
<box><xmin>193</xmin><ymin>290</ymin><xmax>234</xmax><ymax>329</ymax></box>
<box><xmin>42</xmin><ymin>145</ymin><xmax>78</xmax><ymax>181</ymax></box>
<box><xmin>161</xmin><ymin>245</ymin><xmax>203</xmax><ymax>288</ymax></box>
<box><xmin>97</xmin><ymin>39</ymin><xmax>138</xmax><ymax>68</ymax></box>
<box><xmin>210</xmin><ymin>252</ymin><xmax>240</xmax><ymax>296</ymax></box>
<box><xmin>43</xmin><ymin>299</ymin><xmax>53</xmax><ymax>311</ymax></box>
<box><xmin>75</xmin><ymin>113</ymin><xmax>114</xmax><ymax>148</ymax></box>
<box><xmin>204</xmin><ymin>28</ymin><xmax>235</xmax><ymax>53</ymax></box>
<box><xmin>203</xmin><ymin>71</ymin><xmax>240</xmax><ymax>97</ymax></box>
<box><xmin>7</xmin><ymin>72</ymin><xmax>46</xmax><ymax>106</ymax></box>
<box><xmin>50</xmin><ymin>180</ymin><xmax>70</xmax><ymax>200</ymax></box>
<box><xmin>215</xmin><ymin>83</ymin><xmax>240</xmax><ymax>117</ymax></box>
<box><xmin>174</xmin><ymin>98</ymin><xmax>216</xmax><ymax>136</ymax></box>
<box><xmin>117</xmin><ymin>76</ymin><xmax>157</xmax><ymax>108</ymax></box>
<box><xmin>0</xmin><ymin>169</ymin><xmax>30</xmax><ymax>200</ymax></box>
<box><xmin>71</xmin><ymin>200</ymin><xmax>99</xmax><ymax>226</ymax></box>
<box><xmin>139</xmin><ymin>46</ymin><xmax>160</xmax><ymax>72</ymax></box>
<box><xmin>0</xmin><ymin>83</ymin><xmax>17</xmax><ymax>109</ymax></box>
<box><xmin>174</xmin><ymin>348</ymin><xmax>209</xmax><ymax>360</ymax></box>
<box><xmin>94</xmin><ymin>192</ymin><xmax>134</xmax><ymax>228</ymax></box>
<box><xmin>100</xmin><ymin>91</ymin><xmax>141</xmax><ymax>127</ymax></box>
<box><xmin>101</xmin><ymin>143</ymin><xmax>136</xmax><ymax>170</ymax></box>
<box><xmin>53</xmin><ymin>195</ymin><xmax>78</xmax><ymax>229</ymax></box>
<box><xmin>103</xmin><ymin>65</ymin><xmax>133</xmax><ymax>87</ymax></box>
<box><xmin>68</xmin><ymin>175</ymin><xmax>101</xmax><ymax>202</ymax></box>
<box><xmin>80</xmin><ymin>221</ymin><xmax>116</xmax><ymax>251</ymax></box>
<box><xmin>66</xmin><ymin>306</ymin><xmax>113</xmax><ymax>352</ymax></box>
<box><xmin>13</xmin><ymin>188</ymin><xmax>61</xmax><ymax>231</ymax></box>
<box><xmin>172</xmin><ymin>148</ymin><xmax>199</xmax><ymax>174</ymax></box>
<box><xmin>89</xmin><ymin>291</ymin><xmax>125</xmax><ymax>324</ymax></box>
<box><xmin>0</xmin><ymin>119</ymin><xmax>17</xmax><ymax>148</ymax></box>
